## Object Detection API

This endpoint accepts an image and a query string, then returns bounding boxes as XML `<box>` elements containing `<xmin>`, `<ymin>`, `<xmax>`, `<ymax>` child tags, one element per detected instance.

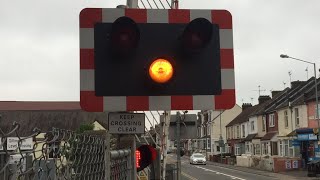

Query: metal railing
<box><xmin>0</xmin><ymin>121</ymin><xmax>118</xmax><ymax>180</ymax></box>
<box><xmin>110</xmin><ymin>149</ymin><xmax>132</xmax><ymax>180</ymax></box>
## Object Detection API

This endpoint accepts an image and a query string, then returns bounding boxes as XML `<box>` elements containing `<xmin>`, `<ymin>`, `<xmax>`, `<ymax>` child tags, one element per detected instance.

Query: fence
<box><xmin>0</xmin><ymin>121</ymin><xmax>134</xmax><ymax>180</ymax></box>
<box><xmin>110</xmin><ymin>149</ymin><xmax>132</xmax><ymax>180</ymax></box>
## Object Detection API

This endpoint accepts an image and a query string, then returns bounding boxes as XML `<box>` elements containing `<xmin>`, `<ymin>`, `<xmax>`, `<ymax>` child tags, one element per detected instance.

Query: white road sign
<box><xmin>108</xmin><ymin>113</ymin><xmax>145</xmax><ymax>134</ymax></box>
<box><xmin>7</xmin><ymin>137</ymin><xmax>33</xmax><ymax>150</ymax></box>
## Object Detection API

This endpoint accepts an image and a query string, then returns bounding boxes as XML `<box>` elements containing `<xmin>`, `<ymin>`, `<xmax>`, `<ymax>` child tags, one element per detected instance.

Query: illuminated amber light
<box><xmin>149</xmin><ymin>59</ymin><xmax>173</xmax><ymax>83</ymax></box>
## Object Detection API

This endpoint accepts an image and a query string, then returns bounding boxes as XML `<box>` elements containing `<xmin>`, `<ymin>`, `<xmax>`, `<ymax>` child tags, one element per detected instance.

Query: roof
<box><xmin>0</xmin><ymin>101</ymin><xmax>81</xmax><ymax>111</ymax></box>
<box><xmin>249</xmin><ymin>99</ymin><xmax>273</xmax><ymax>117</ymax></box>
<box><xmin>0</xmin><ymin>101</ymin><xmax>108</xmax><ymax>136</ymax></box>
<box><xmin>226</xmin><ymin>105</ymin><xmax>260</xmax><ymax>127</ymax></box>
<box><xmin>261</xmin><ymin>132</ymin><xmax>277</xmax><ymax>141</ymax></box>
<box><xmin>276</xmin><ymin>77</ymin><xmax>318</xmax><ymax>110</ymax></box>
<box><xmin>304</xmin><ymin>77</ymin><xmax>320</xmax><ymax>102</ymax></box>
<box><xmin>244</xmin><ymin>134</ymin><xmax>257</xmax><ymax>141</ymax></box>
<box><xmin>287</xmin><ymin>128</ymin><xmax>316</xmax><ymax>137</ymax></box>
<box><xmin>264</xmin><ymin>88</ymin><xmax>290</xmax><ymax>113</ymax></box>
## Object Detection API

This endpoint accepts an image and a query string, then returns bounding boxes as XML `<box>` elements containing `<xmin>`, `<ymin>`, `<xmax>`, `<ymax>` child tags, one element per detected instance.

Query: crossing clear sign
<box><xmin>108</xmin><ymin>113</ymin><xmax>145</xmax><ymax>134</ymax></box>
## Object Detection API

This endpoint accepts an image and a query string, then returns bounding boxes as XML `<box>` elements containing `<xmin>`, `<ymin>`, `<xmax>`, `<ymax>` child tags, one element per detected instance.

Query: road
<box><xmin>166</xmin><ymin>154</ymin><xmax>288</xmax><ymax>180</ymax></box>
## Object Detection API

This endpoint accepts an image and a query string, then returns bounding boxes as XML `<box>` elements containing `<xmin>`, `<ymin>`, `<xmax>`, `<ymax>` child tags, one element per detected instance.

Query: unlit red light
<box><xmin>149</xmin><ymin>59</ymin><xmax>173</xmax><ymax>83</ymax></box>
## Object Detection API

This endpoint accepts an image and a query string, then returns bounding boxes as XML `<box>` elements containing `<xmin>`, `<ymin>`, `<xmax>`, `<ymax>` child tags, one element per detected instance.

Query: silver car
<box><xmin>190</xmin><ymin>153</ymin><xmax>206</xmax><ymax>165</ymax></box>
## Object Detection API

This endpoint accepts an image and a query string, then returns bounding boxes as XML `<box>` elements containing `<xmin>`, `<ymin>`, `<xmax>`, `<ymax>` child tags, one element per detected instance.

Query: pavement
<box><xmin>166</xmin><ymin>154</ymin><xmax>320</xmax><ymax>180</ymax></box>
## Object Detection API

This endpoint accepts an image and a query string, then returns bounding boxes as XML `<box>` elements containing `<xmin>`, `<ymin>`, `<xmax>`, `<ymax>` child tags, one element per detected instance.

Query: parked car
<box><xmin>190</xmin><ymin>153</ymin><xmax>206</xmax><ymax>165</ymax></box>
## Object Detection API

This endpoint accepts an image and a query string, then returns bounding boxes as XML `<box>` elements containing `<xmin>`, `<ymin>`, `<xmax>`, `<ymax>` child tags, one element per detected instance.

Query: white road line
<box><xmin>195</xmin><ymin>166</ymin><xmax>247</xmax><ymax>180</ymax></box>
<box><xmin>182</xmin><ymin>172</ymin><xmax>198</xmax><ymax>180</ymax></box>
<box><xmin>204</xmin><ymin>164</ymin><xmax>276</xmax><ymax>178</ymax></box>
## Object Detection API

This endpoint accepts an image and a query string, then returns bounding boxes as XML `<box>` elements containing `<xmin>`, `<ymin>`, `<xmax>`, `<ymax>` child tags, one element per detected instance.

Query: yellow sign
<box><xmin>138</xmin><ymin>171</ymin><xmax>148</xmax><ymax>180</ymax></box>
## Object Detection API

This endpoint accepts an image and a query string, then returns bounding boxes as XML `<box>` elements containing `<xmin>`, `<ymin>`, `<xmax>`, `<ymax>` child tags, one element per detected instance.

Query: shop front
<box><xmin>295</xmin><ymin>128</ymin><xmax>320</xmax><ymax>168</ymax></box>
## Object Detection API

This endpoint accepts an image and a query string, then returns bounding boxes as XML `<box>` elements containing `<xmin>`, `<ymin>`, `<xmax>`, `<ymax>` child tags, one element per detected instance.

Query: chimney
<box><xmin>291</xmin><ymin>81</ymin><xmax>305</xmax><ymax>89</ymax></box>
<box><xmin>271</xmin><ymin>91</ymin><xmax>282</xmax><ymax>98</ymax></box>
<box><xmin>242</xmin><ymin>103</ymin><xmax>252</xmax><ymax>111</ymax></box>
<box><xmin>258</xmin><ymin>95</ymin><xmax>271</xmax><ymax>104</ymax></box>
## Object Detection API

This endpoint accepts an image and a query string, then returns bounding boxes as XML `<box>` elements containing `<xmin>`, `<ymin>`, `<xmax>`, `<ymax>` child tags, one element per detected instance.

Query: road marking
<box><xmin>203</xmin><ymin>164</ymin><xmax>276</xmax><ymax>178</ymax></box>
<box><xmin>195</xmin><ymin>166</ymin><xmax>247</xmax><ymax>180</ymax></box>
<box><xmin>181</xmin><ymin>172</ymin><xmax>198</xmax><ymax>180</ymax></box>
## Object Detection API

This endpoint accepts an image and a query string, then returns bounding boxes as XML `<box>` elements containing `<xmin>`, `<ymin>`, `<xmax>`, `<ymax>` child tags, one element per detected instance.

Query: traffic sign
<box><xmin>108</xmin><ymin>112</ymin><xmax>145</xmax><ymax>134</ymax></box>
<box><xmin>80</xmin><ymin>8</ymin><xmax>235</xmax><ymax>112</ymax></box>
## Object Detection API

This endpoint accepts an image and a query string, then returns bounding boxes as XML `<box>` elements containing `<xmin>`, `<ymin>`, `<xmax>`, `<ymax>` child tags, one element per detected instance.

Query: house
<box><xmin>195</xmin><ymin>111</ymin><xmax>210</xmax><ymax>154</ymax></box>
<box><xmin>262</xmin><ymin>88</ymin><xmax>291</xmax><ymax>156</ymax></box>
<box><xmin>275</xmin><ymin>79</ymin><xmax>315</xmax><ymax>159</ymax></box>
<box><xmin>197</xmin><ymin>105</ymin><xmax>241</xmax><ymax>156</ymax></box>
<box><xmin>304</xmin><ymin>77</ymin><xmax>320</xmax><ymax>129</ymax></box>
<box><xmin>244</xmin><ymin>96</ymin><xmax>272</xmax><ymax>155</ymax></box>
<box><xmin>0</xmin><ymin>101</ymin><xmax>109</xmax><ymax>136</ymax></box>
<box><xmin>226</xmin><ymin>103</ymin><xmax>258</xmax><ymax>156</ymax></box>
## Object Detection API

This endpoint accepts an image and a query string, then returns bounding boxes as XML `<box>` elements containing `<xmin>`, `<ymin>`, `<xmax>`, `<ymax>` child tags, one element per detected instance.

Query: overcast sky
<box><xmin>1</xmin><ymin>0</ymin><xmax>319</xmax><ymax>107</ymax></box>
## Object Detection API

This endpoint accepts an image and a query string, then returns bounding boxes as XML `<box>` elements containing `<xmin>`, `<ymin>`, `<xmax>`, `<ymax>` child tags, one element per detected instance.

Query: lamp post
<box><xmin>280</xmin><ymin>54</ymin><xmax>319</xmax><ymax>128</ymax></box>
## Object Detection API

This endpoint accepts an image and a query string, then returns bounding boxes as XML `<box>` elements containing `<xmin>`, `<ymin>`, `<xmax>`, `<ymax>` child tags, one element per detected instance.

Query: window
<box><xmin>242</xmin><ymin>124</ymin><xmax>245</xmax><ymax>137</ymax></box>
<box><xmin>269</xmin><ymin>114</ymin><xmax>275</xmax><ymax>127</ymax></box>
<box><xmin>251</xmin><ymin>121</ymin><xmax>255</xmax><ymax>131</ymax></box>
<box><xmin>202</xmin><ymin>125</ymin><xmax>206</xmax><ymax>137</ymax></box>
<box><xmin>294</xmin><ymin>108</ymin><xmax>300</xmax><ymax>126</ymax></box>
<box><xmin>235</xmin><ymin>144</ymin><xmax>241</xmax><ymax>155</ymax></box>
<box><xmin>279</xmin><ymin>140</ymin><xmax>294</xmax><ymax>157</ymax></box>
<box><xmin>271</xmin><ymin>142</ymin><xmax>278</xmax><ymax>155</ymax></box>
<box><xmin>207</xmin><ymin>125</ymin><xmax>210</xmax><ymax>136</ymax></box>
<box><xmin>237</xmin><ymin>126</ymin><xmax>240</xmax><ymax>138</ymax></box>
<box><xmin>255</xmin><ymin>144</ymin><xmax>261</xmax><ymax>155</ymax></box>
<box><xmin>207</xmin><ymin>139</ymin><xmax>211</xmax><ymax>149</ymax></box>
<box><xmin>262</xmin><ymin>116</ymin><xmax>266</xmax><ymax>131</ymax></box>
<box><xmin>316</xmin><ymin>104</ymin><xmax>320</xmax><ymax>117</ymax></box>
<box><xmin>245</xmin><ymin>142</ymin><xmax>249</xmax><ymax>153</ymax></box>
<box><xmin>225</xmin><ymin>144</ymin><xmax>231</xmax><ymax>153</ymax></box>
<box><xmin>279</xmin><ymin>141</ymin><xmax>283</xmax><ymax>156</ymax></box>
<box><xmin>284</xmin><ymin>110</ymin><xmax>288</xmax><ymax>128</ymax></box>
<box><xmin>261</xmin><ymin>142</ymin><xmax>269</xmax><ymax>155</ymax></box>
<box><xmin>231</xmin><ymin>127</ymin><xmax>234</xmax><ymax>139</ymax></box>
<box><xmin>245</xmin><ymin>142</ymin><xmax>252</xmax><ymax>154</ymax></box>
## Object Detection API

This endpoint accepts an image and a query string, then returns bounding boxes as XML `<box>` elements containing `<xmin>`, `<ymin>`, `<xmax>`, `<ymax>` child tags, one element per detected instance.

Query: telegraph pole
<box><xmin>176</xmin><ymin>112</ymin><xmax>181</xmax><ymax>180</ymax></box>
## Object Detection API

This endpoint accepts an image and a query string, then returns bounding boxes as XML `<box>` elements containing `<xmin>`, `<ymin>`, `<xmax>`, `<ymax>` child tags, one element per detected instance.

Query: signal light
<box><xmin>148</xmin><ymin>58</ymin><xmax>174</xmax><ymax>84</ymax></box>
<box><xmin>181</xmin><ymin>18</ymin><xmax>213</xmax><ymax>53</ymax></box>
<box><xmin>110</xmin><ymin>16</ymin><xmax>140</xmax><ymax>55</ymax></box>
<box><xmin>136</xmin><ymin>145</ymin><xmax>157</xmax><ymax>172</ymax></box>
<box><xmin>135</xmin><ymin>150</ymin><xmax>141</xmax><ymax>168</ymax></box>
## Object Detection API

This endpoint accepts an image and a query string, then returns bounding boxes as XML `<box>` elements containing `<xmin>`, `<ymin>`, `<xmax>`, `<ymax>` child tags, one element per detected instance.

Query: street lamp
<box><xmin>280</xmin><ymin>54</ymin><xmax>319</xmax><ymax>128</ymax></box>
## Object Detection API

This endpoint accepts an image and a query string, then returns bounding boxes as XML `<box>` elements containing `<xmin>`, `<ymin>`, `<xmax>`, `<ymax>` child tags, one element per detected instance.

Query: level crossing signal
<box><xmin>80</xmin><ymin>8</ymin><xmax>235</xmax><ymax>111</ymax></box>
<box><xmin>135</xmin><ymin>145</ymin><xmax>157</xmax><ymax>172</ymax></box>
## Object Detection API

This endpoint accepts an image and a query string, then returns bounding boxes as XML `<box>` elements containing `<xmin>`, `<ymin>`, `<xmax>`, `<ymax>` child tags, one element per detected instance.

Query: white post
<box><xmin>105</xmin><ymin>131</ymin><xmax>111</xmax><ymax>180</ymax></box>
<box><xmin>131</xmin><ymin>135</ymin><xmax>137</xmax><ymax>179</ymax></box>
<box><xmin>127</xmin><ymin>0</ymin><xmax>139</xmax><ymax>8</ymax></box>
<box><xmin>162</xmin><ymin>111</ymin><xmax>171</xmax><ymax>180</ymax></box>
